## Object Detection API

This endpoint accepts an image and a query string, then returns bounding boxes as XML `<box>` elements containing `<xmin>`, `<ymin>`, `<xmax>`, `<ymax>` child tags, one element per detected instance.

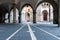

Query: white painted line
<box><xmin>27</xmin><ymin>24</ymin><xmax>37</xmax><ymax>40</ymax></box>
<box><xmin>6</xmin><ymin>24</ymin><xmax>26</xmax><ymax>40</ymax></box>
<box><xmin>27</xmin><ymin>31</ymin><xmax>35</xmax><ymax>32</ymax></box>
<box><xmin>33</xmin><ymin>25</ymin><xmax>60</xmax><ymax>40</ymax></box>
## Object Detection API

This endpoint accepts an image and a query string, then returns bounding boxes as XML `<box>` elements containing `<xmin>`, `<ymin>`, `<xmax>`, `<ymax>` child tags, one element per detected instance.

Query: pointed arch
<box><xmin>36</xmin><ymin>0</ymin><xmax>58</xmax><ymax>24</ymax></box>
<box><xmin>21</xmin><ymin>4</ymin><xmax>33</xmax><ymax>23</ymax></box>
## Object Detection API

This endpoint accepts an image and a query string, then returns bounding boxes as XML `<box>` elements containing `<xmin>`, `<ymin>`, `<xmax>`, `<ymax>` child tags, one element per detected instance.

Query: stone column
<box><xmin>58</xmin><ymin>0</ymin><xmax>60</xmax><ymax>27</ymax></box>
<box><xmin>53</xmin><ymin>6</ymin><xmax>58</xmax><ymax>24</ymax></box>
<box><xmin>13</xmin><ymin>4</ymin><xmax>16</xmax><ymax>23</ymax></box>
<box><xmin>2</xmin><ymin>14</ymin><xmax>5</xmax><ymax>23</ymax></box>
<box><xmin>33</xmin><ymin>10</ymin><xmax>36</xmax><ymax>23</ymax></box>
<box><xmin>49</xmin><ymin>5</ymin><xmax>50</xmax><ymax>22</ymax></box>
<box><xmin>19</xmin><ymin>11</ymin><xmax>21</xmax><ymax>23</ymax></box>
<box><xmin>0</xmin><ymin>14</ymin><xmax>2</xmax><ymax>23</ymax></box>
<box><xmin>8</xmin><ymin>11</ymin><xmax>10</xmax><ymax>23</ymax></box>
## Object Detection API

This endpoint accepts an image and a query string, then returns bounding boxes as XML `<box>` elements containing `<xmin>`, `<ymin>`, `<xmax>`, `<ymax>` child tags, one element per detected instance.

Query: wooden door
<box><xmin>43</xmin><ymin>13</ymin><xmax>47</xmax><ymax>21</ymax></box>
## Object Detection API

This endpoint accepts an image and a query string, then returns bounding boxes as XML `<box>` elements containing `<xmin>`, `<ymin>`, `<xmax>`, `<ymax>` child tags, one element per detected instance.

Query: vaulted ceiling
<box><xmin>0</xmin><ymin>0</ymin><xmax>59</xmax><ymax>11</ymax></box>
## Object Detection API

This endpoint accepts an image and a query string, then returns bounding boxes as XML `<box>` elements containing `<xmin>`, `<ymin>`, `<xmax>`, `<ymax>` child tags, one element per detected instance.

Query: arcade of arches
<box><xmin>0</xmin><ymin>0</ymin><xmax>60</xmax><ymax>26</ymax></box>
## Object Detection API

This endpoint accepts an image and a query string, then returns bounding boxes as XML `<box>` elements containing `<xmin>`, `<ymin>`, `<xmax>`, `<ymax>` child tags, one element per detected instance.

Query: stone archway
<box><xmin>10</xmin><ymin>8</ymin><xmax>19</xmax><ymax>23</ymax></box>
<box><xmin>0</xmin><ymin>5</ymin><xmax>8</xmax><ymax>23</ymax></box>
<box><xmin>36</xmin><ymin>0</ymin><xmax>58</xmax><ymax>24</ymax></box>
<box><xmin>5</xmin><ymin>13</ymin><xmax>9</xmax><ymax>23</ymax></box>
<box><xmin>21</xmin><ymin>4</ymin><xmax>33</xmax><ymax>23</ymax></box>
<box><xmin>36</xmin><ymin>2</ymin><xmax>53</xmax><ymax>24</ymax></box>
